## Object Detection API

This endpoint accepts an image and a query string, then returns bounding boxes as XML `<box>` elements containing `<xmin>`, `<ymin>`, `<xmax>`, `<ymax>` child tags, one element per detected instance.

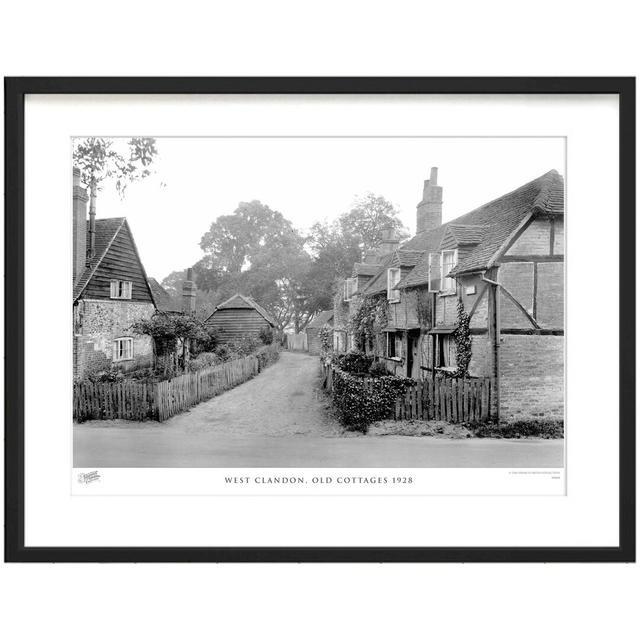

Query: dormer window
<box><xmin>110</xmin><ymin>280</ymin><xmax>132</xmax><ymax>299</ymax></box>
<box><xmin>343</xmin><ymin>277</ymin><xmax>357</xmax><ymax>302</ymax></box>
<box><xmin>441</xmin><ymin>250</ymin><xmax>458</xmax><ymax>292</ymax></box>
<box><xmin>428</xmin><ymin>251</ymin><xmax>457</xmax><ymax>292</ymax></box>
<box><xmin>387</xmin><ymin>268</ymin><xmax>401</xmax><ymax>302</ymax></box>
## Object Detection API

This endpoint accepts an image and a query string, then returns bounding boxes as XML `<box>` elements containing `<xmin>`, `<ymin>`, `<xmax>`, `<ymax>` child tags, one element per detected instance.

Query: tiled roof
<box><xmin>73</xmin><ymin>217</ymin><xmax>126</xmax><ymax>301</ymax></box>
<box><xmin>353</xmin><ymin>262</ymin><xmax>381</xmax><ymax>276</ymax></box>
<box><xmin>307</xmin><ymin>310</ymin><xmax>334</xmax><ymax>328</ymax></box>
<box><xmin>396</xmin><ymin>249</ymin><xmax>424</xmax><ymax>267</ymax></box>
<box><xmin>399</xmin><ymin>169</ymin><xmax>564</xmax><ymax>287</ymax></box>
<box><xmin>442</xmin><ymin>224</ymin><xmax>486</xmax><ymax>247</ymax></box>
<box><xmin>211</xmin><ymin>293</ymin><xmax>277</xmax><ymax>326</ymax></box>
<box><xmin>360</xmin><ymin>253</ymin><xmax>396</xmax><ymax>295</ymax></box>
<box><xmin>451</xmin><ymin>169</ymin><xmax>563</xmax><ymax>276</ymax></box>
<box><xmin>148</xmin><ymin>278</ymin><xmax>181</xmax><ymax>312</ymax></box>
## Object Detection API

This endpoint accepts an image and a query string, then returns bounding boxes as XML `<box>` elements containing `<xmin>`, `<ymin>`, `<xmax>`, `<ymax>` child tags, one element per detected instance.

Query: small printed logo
<box><xmin>78</xmin><ymin>470</ymin><xmax>101</xmax><ymax>484</ymax></box>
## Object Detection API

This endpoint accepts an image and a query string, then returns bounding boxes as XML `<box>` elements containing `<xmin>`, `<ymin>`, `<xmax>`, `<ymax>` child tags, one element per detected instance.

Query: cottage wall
<box><xmin>73</xmin><ymin>299</ymin><xmax>155</xmax><ymax>379</ymax></box>
<box><xmin>499</xmin><ymin>335</ymin><xmax>564</xmax><ymax>420</ymax></box>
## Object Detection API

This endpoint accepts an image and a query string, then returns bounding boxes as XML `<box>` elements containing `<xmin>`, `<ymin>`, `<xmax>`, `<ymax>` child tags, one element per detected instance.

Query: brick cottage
<box><xmin>334</xmin><ymin>168</ymin><xmax>564</xmax><ymax>421</ymax></box>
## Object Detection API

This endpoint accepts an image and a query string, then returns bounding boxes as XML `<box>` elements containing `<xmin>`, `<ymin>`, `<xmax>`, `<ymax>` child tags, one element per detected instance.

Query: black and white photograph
<box><xmin>71</xmin><ymin>136</ymin><xmax>565</xmax><ymax>471</ymax></box>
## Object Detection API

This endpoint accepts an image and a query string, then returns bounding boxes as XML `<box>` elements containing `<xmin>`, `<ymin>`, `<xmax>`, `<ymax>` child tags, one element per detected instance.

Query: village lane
<box><xmin>74</xmin><ymin>351</ymin><xmax>563</xmax><ymax>468</ymax></box>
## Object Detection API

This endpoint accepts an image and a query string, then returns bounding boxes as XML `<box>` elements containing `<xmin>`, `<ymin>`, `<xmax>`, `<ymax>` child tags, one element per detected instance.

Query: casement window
<box><xmin>387</xmin><ymin>268</ymin><xmax>401</xmax><ymax>302</ymax></box>
<box><xmin>428</xmin><ymin>251</ymin><xmax>458</xmax><ymax>292</ymax></box>
<box><xmin>343</xmin><ymin>277</ymin><xmax>357</xmax><ymax>302</ymax></box>
<box><xmin>428</xmin><ymin>253</ymin><xmax>441</xmax><ymax>292</ymax></box>
<box><xmin>110</xmin><ymin>280</ymin><xmax>133</xmax><ymax>299</ymax></box>
<box><xmin>386</xmin><ymin>332</ymin><xmax>403</xmax><ymax>359</ymax></box>
<box><xmin>436</xmin><ymin>335</ymin><xmax>456</xmax><ymax>369</ymax></box>
<box><xmin>441</xmin><ymin>250</ymin><xmax>458</xmax><ymax>292</ymax></box>
<box><xmin>113</xmin><ymin>337</ymin><xmax>134</xmax><ymax>362</ymax></box>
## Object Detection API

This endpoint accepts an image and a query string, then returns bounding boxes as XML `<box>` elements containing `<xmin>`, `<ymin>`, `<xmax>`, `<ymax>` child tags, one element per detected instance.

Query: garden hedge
<box><xmin>331</xmin><ymin>368</ymin><xmax>415</xmax><ymax>431</ymax></box>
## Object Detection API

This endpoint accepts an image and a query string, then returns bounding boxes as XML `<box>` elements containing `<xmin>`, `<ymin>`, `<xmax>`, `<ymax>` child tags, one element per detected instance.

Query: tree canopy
<box><xmin>73</xmin><ymin>137</ymin><xmax>158</xmax><ymax>204</ymax></box>
<box><xmin>169</xmin><ymin>193</ymin><xmax>406</xmax><ymax>332</ymax></box>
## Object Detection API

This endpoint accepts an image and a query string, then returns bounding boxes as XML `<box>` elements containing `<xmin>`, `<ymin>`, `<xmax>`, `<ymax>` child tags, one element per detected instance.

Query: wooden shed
<box><xmin>204</xmin><ymin>293</ymin><xmax>276</xmax><ymax>344</ymax></box>
<box><xmin>306</xmin><ymin>310</ymin><xmax>334</xmax><ymax>355</ymax></box>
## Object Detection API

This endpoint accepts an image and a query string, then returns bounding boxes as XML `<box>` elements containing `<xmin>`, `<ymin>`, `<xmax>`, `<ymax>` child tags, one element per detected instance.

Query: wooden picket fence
<box><xmin>320</xmin><ymin>363</ymin><xmax>492</xmax><ymax>424</ymax></box>
<box><xmin>74</xmin><ymin>347</ymin><xmax>278</xmax><ymax>423</ymax></box>
<box><xmin>155</xmin><ymin>355</ymin><xmax>260</xmax><ymax>421</ymax></box>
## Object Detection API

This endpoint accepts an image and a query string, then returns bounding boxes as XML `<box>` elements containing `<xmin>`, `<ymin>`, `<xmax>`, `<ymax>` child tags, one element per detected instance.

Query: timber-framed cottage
<box><xmin>334</xmin><ymin>167</ymin><xmax>565</xmax><ymax>421</ymax></box>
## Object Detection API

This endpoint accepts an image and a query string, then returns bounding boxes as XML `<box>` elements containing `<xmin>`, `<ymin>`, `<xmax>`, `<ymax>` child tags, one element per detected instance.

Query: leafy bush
<box><xmin>87</xmin><ymin>369</ymin><xmax>124</xmax><ymax>383</ymax></box>
<box><xmin>194</xmin><ymin>327</ymin><xmax>220</xmax><ymax>354</ymax></box>
<box><xmin>214</xmin><ymin>344</ymin><xmax>236</xmax><ymax>362</ymax></box>
<box><xmin>229</xmin><ymin>334</ymin><xmax>261</xmax><ymax>357</ymax></box>
<box><xmin>318</xmin><ymin>326</ymin><xmax>333</xmax><ymax>355</ymax></box>
<box><xmin>258</xmin><ymin>326</ymin><xmax>274</xmax><ymax>345</ymax></box>
<box><xmin>256</xmin><ymin>344</ymin><xmax>280</xmax><ymax>369</ymax></box>
<box><xmin>337</xmin><ymin>350</ymin><xmax>374</xmax><ymax>375</ymax></box>
<box><xmin>332</xmin><ymin>369</ymin><xmax>416</xmax><ymax>431</ymax></box>
<box><xmin>466</xmin><ymin>419</ymin><xmax>564</xmax><ymax>439</ymax></box>
<box><xmin>368</xmin><ymin>360</ymin><xmax>388</xmax><ymax>377</ymax></box>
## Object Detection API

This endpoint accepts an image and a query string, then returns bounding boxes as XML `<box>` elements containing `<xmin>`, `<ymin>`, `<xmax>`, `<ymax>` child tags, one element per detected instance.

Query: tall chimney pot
<box><xmin>182</xmin><ymin>268</ymin><xmax>197</xmax><ymax>316</ymax></box>
<box><xmin>416</xmin><ymin>166</ymin><xmax>443</xmax><ymax>234</ymax></box>
<box><xmin>87</xmin><ymin>178</ymin><xmax>97</xmax><ymax>263</ymax></box>
<box><xmin>72</xmin><ymin>168</ymin><xmax>88</xmax><ymax>281</ymax></box>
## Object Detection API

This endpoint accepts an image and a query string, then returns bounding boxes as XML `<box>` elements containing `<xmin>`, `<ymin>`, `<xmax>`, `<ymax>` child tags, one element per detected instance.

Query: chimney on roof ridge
<box><xmin>416</xmin><ymin>166</ymin><xmax>443</xmax><ymax>234</ymax></box>
<box><xmin>182</xmin><ymin>267</ymin><xmax>197</xmax><ymax>316</ymax></box>
<box><xmin>72</xmin><ymin>168</ymin><xmax>88</xmax><ymax>282</ymax></box>
<box><xmin>87</xmin><ymin>178</ymin><xmax>97</xmax><ymax>263</ymax></box>
<box><xmin>363</xmin><ymin>248</ymin><xmax>379</xmax><ymax>264</ymax></box>
<box><xmin>378</xmin><ymin>226</ymin><xmax>400</xmax><ymax>256</ymax></box>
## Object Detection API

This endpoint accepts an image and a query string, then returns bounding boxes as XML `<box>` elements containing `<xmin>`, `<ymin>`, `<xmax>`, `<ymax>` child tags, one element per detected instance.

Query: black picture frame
<box><xmin>4</xmin><ymin>77</ymin><xmax>635</xmax><ymax>563</ymax></box>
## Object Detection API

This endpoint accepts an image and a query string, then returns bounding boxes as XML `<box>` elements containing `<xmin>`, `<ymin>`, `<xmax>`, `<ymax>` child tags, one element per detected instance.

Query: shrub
<box><xmin>256</xmin><ymin>344</ymin><xmax>280</xmax><ymax>369</ymax></box>
<box><xmin>258</xmin><ymin>326</ymin><xmax>274</xmax><ymax>345</ymax></box>
<box><xmin>337</xmin><ymin>350</ymin><xmax>373</xmax><ymax>375</ymax></box>
<box><xmin>332</xmin><ymin>369</ymin><xmax>416</xmax><ymax>431</ymax></box>
<box><xmin>195</xmin><ymin>327</ymin><xmax>220</xmax><ymax>354</ymax></box>
<box><xmin>468</xmin><ymin>419</ymin><xmax>564</xmax><ymax>439</ymax></box>
<box><xmin>368</xmin><ymin>360</ymin><xmax>388</xmax><ymax>377</ymax></box>
<box><xmin>230</xmin><ymin>334</ymin><xmax>261</xmax><ymax>356</ymax></box>
<box><xmin>87</xmin><ymin>368</ymin><xmax>124</xmax><ymax>383</ymax></box>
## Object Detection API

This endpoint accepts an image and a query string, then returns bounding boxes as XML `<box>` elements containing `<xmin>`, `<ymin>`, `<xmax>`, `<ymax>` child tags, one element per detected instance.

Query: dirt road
<box><xmin>74</xmin><ymin>351</ymin><xmax>564</xmax><ymax>468</ymax></box>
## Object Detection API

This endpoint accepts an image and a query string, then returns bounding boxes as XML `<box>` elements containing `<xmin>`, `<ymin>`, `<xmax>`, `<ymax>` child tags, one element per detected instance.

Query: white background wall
<box><xmin>1</xmin><ymin>2</ymin><xmax>638</xmax><ymax>639</ymax></box>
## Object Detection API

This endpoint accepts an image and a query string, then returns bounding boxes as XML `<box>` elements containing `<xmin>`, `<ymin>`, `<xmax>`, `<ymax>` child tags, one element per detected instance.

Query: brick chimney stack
<box><xmin>378</xmin><ymin>227</ymin><xmax>400</xmax><ymax>256</ymax></box>
<box><xmin>87</xmin><ymin>179</ymin><xmax>97</xmax><ymax>262</ymax></box>
<box><xmin>362</xmin><ymin>249</ymin><xmax>379</xmax><ymax>264</ymax></box>
<box><xmin>416</xmin><ymin>166</ymin><xmax>443</xmax><ymax>234</ymax></box>
<box><xmin>72</xmin><ymin>168</ymin><xmax>88</xmax><ymax>282</ymax></box>
<box><xmin>182</xmin><ymin>267</ymin><xmax>197</xmax><ymax>315</ymax></box>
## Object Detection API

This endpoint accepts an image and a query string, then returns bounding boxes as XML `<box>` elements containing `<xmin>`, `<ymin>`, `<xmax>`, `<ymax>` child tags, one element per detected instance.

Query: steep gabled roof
<box><xmin>208</xmin><ymin>293</ymin><xmax>276</xmax><ymax>326</ymax></box>
<box><xmin>148</xmin><ymin>278</ymin><xmax>182</xmax><ymax>313</ymax></box>
<box><xmin>450</xmin><ymin>169</ymin><xmax>563</xmax><ymax>276</ymax></box>
<box><xmin>307</xmin><ymin>310</ymin><xmax>334</xmax><ymax>328</ymax></box>
<box><xmin>398</xmin><ymin>169</ymin><xmax>564</xmax><ymax>288</ymax></box>
<box><xmin>73</xmin><ymin>217</ymin><xmax>155</xmax><ymax>304</ymax></box>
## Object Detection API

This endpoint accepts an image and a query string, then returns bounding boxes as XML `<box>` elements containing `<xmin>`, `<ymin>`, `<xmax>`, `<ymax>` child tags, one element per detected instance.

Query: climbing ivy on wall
<box><xmin>348</xmin><ymin>295</ymin><xmax>388</xmax><ymax>351</ymax></box>
<box><xmin>318</xmin><ymin>325</ymin><xmax>333</xmax><ymax>355</ymax></box>
<box><xmin>414</xmin><ymin>289</ymin><xmax>432</xmax><ymax>328</ymax></box>
<box><xmin>452</xmin><ymin>297</ymin><xmax>472</xmax><ymax>378</ymax></box>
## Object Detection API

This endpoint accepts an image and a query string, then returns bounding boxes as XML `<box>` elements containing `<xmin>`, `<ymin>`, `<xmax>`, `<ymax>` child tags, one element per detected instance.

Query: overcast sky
<box><xmin>91</xmin><ymin>137</ymin><xmax>565</xmax><ymax>282</ymax></box>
